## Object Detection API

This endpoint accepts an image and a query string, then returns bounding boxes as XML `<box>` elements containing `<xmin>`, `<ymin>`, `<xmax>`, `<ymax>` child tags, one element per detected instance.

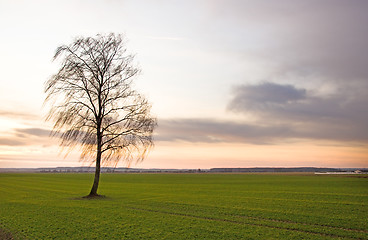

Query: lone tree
<box><xmin>44</xmin><ymin>33</ymin><xmax>156</xmax><ymax>197</ymax></box>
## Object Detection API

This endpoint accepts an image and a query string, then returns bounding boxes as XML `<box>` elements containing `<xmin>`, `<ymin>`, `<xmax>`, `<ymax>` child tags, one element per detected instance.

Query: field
<box><xmin>0</xmin><ymin>173</ymin><xmax>367</xmax><ymax>239</ymax></box>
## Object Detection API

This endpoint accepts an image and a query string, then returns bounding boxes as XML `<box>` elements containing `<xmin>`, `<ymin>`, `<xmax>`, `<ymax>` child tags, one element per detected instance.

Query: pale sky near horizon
<box><xmin>0</xmin><ymin>0</ymin><xmax>367</xmax><ymax>168</ymax></box>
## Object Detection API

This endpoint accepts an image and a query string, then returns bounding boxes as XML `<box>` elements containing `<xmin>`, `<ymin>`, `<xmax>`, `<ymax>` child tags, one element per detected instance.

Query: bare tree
<box><xmin>44</xmin><ymin>33</ymin><xmax>156</xmax><ymax>197</ymax></box>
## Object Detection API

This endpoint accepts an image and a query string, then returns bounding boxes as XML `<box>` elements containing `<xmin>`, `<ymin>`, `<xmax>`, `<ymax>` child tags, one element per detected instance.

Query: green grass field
<box><xmin>0</xmin><ymin>173</ymin><xmax>367</xmax><ymax>239</ymax></box>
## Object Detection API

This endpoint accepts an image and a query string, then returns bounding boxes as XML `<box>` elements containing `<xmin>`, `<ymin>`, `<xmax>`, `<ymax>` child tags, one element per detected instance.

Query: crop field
<box><xmin>0</xmin><ymin>173</ymin><xmax>367</xmax><ymax>239</ymax></box>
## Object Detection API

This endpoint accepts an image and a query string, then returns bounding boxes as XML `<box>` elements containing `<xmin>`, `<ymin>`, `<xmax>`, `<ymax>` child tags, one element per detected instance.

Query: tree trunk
<box><xmin>89</xmin><ymin>132</ymin><xmax>102</xmax><ymax>196</ymax></box>
<box><xmin>89</xmin><ymin>88</ymin><xmax>103</xmax><ymax>197</ymax></box>
<box><xmin>89</xmin><ymin>149</ymin><xmax>101</xmax><ymax>196</ymax></box>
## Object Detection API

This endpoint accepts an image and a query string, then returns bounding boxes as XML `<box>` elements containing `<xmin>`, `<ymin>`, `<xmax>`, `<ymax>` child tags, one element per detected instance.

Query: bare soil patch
<box><xmin>0</xmin><ymin>228</ymin><xmax>14</xmax><ymax>240</ymax></box>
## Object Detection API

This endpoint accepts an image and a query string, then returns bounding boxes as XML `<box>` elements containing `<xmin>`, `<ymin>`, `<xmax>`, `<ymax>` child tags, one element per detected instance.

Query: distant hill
<box><xmin>0</xmin><ymin>167</ymin><xmax>202</xmax><ymax>173</ymax></box>
<box><xmin>210</xmin><ymin>167</ymin><xmax>348</xmax><ymax>173</ymax></box>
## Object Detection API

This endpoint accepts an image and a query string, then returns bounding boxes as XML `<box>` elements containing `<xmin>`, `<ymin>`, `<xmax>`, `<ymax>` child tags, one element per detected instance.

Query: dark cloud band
<box><xmin>155</xmin><ymin>116</ymin><xmax>368</xmax><ymax>145</ymax></box>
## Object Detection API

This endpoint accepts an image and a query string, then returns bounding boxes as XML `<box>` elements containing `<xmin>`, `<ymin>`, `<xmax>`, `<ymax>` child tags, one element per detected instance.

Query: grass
<box><xmin>0</xmin><ymin>173</ymin><xmax>367</xmax><ymax>239</ymax></box>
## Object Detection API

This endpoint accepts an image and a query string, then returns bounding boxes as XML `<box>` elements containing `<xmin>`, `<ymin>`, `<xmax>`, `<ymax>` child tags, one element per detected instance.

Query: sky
<box><xmin>0</xmin><ymin>0</ymin><xmax>367</xmax><ymax>169</ymax></box>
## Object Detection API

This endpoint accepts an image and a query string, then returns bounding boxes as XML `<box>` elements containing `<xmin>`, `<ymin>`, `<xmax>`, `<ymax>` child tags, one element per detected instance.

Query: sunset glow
<box><xmin>0</xmin><ymin>0</ymin><xmax>367</xmax><ymax>169</ymax></box>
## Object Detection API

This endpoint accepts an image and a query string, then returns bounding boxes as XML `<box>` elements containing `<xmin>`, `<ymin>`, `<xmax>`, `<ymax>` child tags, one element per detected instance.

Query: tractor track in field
<box><xmin>127</xmin><ymin>206</ymin><xmax>367</xmax><ymax>240</ymax></box>
<box><xmin>149</xmin><ymin>200</ymin><xmax>368</xmax><ymax>234</ymax></box>
<box><xmin>231</xmin><ymin>213</ymin><xmax>368</xmax><ymax>234</ymax></box>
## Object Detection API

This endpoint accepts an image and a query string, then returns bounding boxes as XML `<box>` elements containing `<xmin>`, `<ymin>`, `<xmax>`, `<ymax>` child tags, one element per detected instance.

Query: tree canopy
<box><xmin>44</xmin><ymin>33</ymin><xmax>156</xmax><ymax>196</ymax></box>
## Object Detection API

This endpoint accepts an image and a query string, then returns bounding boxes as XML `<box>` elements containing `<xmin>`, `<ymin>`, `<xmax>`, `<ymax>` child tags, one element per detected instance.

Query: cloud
<box><xmin>228</xmin><ymin>82</ymin><xmax>368</xmax><ymax>121</ymax></box>
<box><xmin>0</xmin><ymin>138</ymin><xmax>25</xmax><ymax>146</ymax></box>
<box><xmin>228</xmin><ymin>82</ymin><xmax>306</xmax><ymax>111</ymax></box>
<box><xmin>147</xmin><ymin>1</ymin><xmax>368</xmax><ymax>146</ymax></box>
<box><xmin>212</xmin><ymin>1</ymin><xmax>368</xmax><ymax>146</ymax></box>
<box><xmin>156</xmin><ymin>115</ymin><xmax>368</xmax><ymax>145</ymax></box>
<box><xmin>203</xmin><ymin>0</ymin><xmax>368</xmax><ymax>82</ymax></box>
<box><xmin>275</xmin><ymin>1</ymin><xmax>368</xmax><ymax>82</ymax></box>
<box><xmin>0</xmin><ymin>110</ymin><xmax>38</xmax><ymax>120</ymax></box>
<box><xmin>227</xmin><ymin>82</ymin><xmax>368</xmax><ymax>143</ymax></box>
<box><xmin>0</xmin><ymin>128</ymin><xmax>53</xmax><ymax>147</ymax></box>
<box><xmin>156</xmin><ymin>118</ymin><xmax>293</xmax><ymax>144</ymax></box>
<box><xmin>15</xmin><ymin>128</ymin><xmax>51</xmax><ymax>137</ymax></box>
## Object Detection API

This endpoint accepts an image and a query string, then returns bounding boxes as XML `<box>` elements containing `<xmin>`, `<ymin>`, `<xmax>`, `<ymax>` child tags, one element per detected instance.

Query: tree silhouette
<box><xmin>44</xmin><ymin>33</ymin><xmax>156</xmax><ymax>197</ymax></box>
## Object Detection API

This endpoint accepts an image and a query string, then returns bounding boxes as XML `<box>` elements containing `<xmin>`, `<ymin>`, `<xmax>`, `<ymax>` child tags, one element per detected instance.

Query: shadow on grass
<box><xmin>70</xmin><ymin>194</ymin><xmax>111</xmax><ymax>201</ymax></box>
